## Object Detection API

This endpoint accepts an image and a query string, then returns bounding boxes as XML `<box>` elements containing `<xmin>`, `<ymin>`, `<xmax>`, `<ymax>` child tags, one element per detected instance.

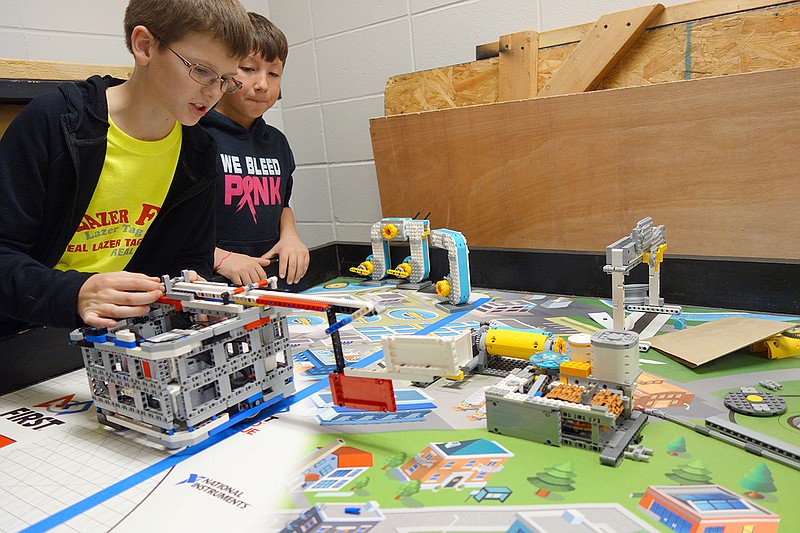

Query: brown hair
<box><xmin>124</xmin><ymin>0</ymin><xmax>252</xmax><ymax>59</ymax></box>
<box><xmin>249</xmin><ymin>12</ymin><xmax>288</xmax><ymax>65</ymax></box>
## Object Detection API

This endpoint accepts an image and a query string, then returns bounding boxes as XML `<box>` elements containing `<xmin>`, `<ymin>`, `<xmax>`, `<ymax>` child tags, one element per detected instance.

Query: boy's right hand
<box><xmin>216</xmin><ymin>252</ymin><xmax>271</xmax><ymax>286</ymax></box>
<box><xmin>77</xmin><ymin>272</ymin><xmax>164</xmax><ymax>328</ymax></box>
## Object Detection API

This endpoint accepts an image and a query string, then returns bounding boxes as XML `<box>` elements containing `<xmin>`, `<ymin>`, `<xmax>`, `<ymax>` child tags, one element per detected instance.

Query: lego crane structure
<box><xmin>603</xmin><ymin>217</ymin><xmax>681</xmax><ymax>331</ymax></box>
<box><xmin>350</xmin><ymin>217</ymin><xmax>471</xmax><ymax>307</ymax></box>
<box><xmin>71</xmin><ymin>272</ymin><xmax>389</xmax><ymax>449</ymax></box>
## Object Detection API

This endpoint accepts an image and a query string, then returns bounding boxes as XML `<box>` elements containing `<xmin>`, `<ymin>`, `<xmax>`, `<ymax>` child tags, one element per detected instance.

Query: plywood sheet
<box><xmin>386</xmin><ymin>1</ymin><xmax>800</xmax><ymax>114</ymax></box>
<box><xmin>649</xmin><ymin>317</ymin><xmax>797</xmax><ymax>367</ymax></box>
<box><xmin>385</xmin><ymin>58</ymin><xmax>498</xmax><ymax>115</ymax></box>
<box><xmin>370</xmin><ymin>67</ymin><xmax>800</xmax><ymax>260</ymax></box>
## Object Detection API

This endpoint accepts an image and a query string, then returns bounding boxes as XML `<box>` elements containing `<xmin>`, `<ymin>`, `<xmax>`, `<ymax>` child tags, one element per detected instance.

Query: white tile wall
<box><xmin>290</xmin><ymin>166</ymin><xmax>333</xmax><ymax>223</ymax></box>
<box><xmin>265</xmin><ymin>0</ymin><xmax>313</xmax><ymax>45</ymax></box>
<box><xmin>279</xmin><ymin>42</ymin><xmax>320</xmax><ymax>107</ymax></box>
<box><xmin>0</xmin><ymin>0</ymin><xmax>699</xmax><ymax>246</ymax></box>
<box><xmin>329</xmin><ymin>163</ymin><xmax>383</xmax><ymax>223</ymax></box>
<box><xmin>310</xmin><ymin>0</ymin><xmax>408</xmax><ymax>38</ymax></box>
<box><xmin>334</xmin><ymin>223</ymin><xmax>375</xmax><ymax>243</ymax></box>
<box><xmin>17</xmin><ymin>2</ymin><xmax>124</xmax><ymax>35</ymax></box>
<box><xmin>322</xmin><ymin>95</ymin><xmax>384</xmax><ymax>163</ymax></box>
<box><xmin>0</xmin><ymin>2</ymin><xmax>23</xmax><ymax>27</ymax></box>
<box><xmin>281</xmin><ymin>105</ymin><xmax>326</xmax><ymax>165</ymax></box>
<box><xmin>297</xmin><ymin>223</ymin><xmax>336</xmax><ymax>249</ymax></box>
<box><xmin>412</xmin><ymin>0</ymin><xmax>538</xmax><ymax>71</ymax></box>
<box><xmin>314</xmin><ymin>19</ymin><xmax>413</xmax><ymax>102</ymax></box>
<box><xmin>541</xmin><ymin>0</ymin><xmax>690</xmax><ymax>31</ymax></box>
<box><xmin>23</xmin><ymin>34</ymin><xmax>132</xmax><ymax>65</ymax></box>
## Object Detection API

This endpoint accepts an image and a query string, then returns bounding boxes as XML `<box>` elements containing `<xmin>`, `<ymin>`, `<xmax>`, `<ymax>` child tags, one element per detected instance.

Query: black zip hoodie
<box><xmin>0</xmin><ymin>76</ymin><xmax>217</xmax><ymax>335</ymax></box>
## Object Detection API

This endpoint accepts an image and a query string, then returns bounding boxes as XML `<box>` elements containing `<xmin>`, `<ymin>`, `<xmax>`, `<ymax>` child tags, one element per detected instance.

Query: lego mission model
<box><xmin>71</xmin><ymin>272</ymin><xmax>381</xmax><ymax>449</ymax></box>
<box><xmin>350</xmin><ymin>217</ymin><xmax>471</xmax><ymax>308</ymax></box>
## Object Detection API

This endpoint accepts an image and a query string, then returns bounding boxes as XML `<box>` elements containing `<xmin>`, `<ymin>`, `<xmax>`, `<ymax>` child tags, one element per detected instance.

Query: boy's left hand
<box><xmin>264</xmin><ymin>236</ymin><xmax>309</xmax><ymax>285</ymax></box>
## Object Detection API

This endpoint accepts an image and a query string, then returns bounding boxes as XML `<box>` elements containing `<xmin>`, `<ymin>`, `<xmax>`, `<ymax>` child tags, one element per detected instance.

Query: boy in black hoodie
<box><xmin>0</xmin><ymin>0</ymin><xmax>252</xmax><ymax>393</ymax></box>
<box><xmin>201</xmin><ymin>13</ymin><xmax>309</xmax><ymax>287</ymax></box>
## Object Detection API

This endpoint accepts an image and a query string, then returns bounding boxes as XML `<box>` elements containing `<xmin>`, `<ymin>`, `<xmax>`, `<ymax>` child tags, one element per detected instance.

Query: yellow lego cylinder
<box><xmin>485</xmin><ymin>327</ymin><xmax>563</xmax><ymax>360</ymax></box>
<box><xmin>436</xmin><ymin>279</ymin><xmax>451</xmax><ymax>297</ymax></box>
<box><xmin>381</xmin><ymin>224</ymin><xmax>398</xmax><ymax>239</ymax></box>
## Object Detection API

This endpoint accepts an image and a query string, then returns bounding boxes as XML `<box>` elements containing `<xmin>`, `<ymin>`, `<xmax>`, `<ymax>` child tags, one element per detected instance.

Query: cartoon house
<box><xmin>399</xmin><ymin>438</ymin><xmax>513</xmax><ymax>490</ymax></box>
<box><xmin>280</xmin><ymin>501</ymin><xmax>384</xmax><ymax>533</ymax></box>
<box><xmin>638</xmin><ymin>485</ymin><xmax>780</xmax><ymax>533</ymax></box>
<box><xmin>633</xmin><ymin>372</ymin><xmax>695</xmax><ymax>409</ymax></box>
<box><xmin>299</xmin><ymin>444</ymin><xmax>373</xmax><ymax>492</ymax></box>
<box><xmin>507</xmin><ymin>504</ymin><xmax>657</xmax><ymax>533</ymax></box>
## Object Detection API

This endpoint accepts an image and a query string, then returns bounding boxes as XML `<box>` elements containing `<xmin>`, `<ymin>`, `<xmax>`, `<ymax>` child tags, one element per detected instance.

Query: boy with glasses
<box><xmin>201</xmin><ymin>13</ymin><xmax>309</xmax><ymax>288</ymax></box>
<box><xmin>0</xmin><ymin>0</ymin><xmax>252</xmax><ymax>393</ymax></box>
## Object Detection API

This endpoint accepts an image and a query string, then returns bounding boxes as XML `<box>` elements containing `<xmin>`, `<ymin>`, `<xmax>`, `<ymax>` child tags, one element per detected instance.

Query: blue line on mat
<box><xmin>23</xmin><ymin>296</ymin><xmax>489</xmax><ymax>532</ymax></box>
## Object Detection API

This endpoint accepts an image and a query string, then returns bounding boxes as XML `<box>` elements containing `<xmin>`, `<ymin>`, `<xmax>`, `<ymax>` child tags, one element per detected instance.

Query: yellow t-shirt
<box><xmin>56</xmin><ymin>116</ymin><xmax>182</xmax><ymax>272</ymax></box>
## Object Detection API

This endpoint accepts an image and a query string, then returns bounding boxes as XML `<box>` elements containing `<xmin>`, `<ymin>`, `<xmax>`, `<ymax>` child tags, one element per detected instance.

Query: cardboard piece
<box><xmin>648</xmin><ymin>317</ymin><xmax>797</xmax><ymax>367</ymax></box>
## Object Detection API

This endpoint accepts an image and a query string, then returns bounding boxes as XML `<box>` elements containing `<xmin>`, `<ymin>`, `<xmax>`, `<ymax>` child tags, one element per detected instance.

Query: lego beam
<box><xmin>371</xmin><ymin>67</ymin><xmax>800</xmax><ymax>260</ymax></box>
<box><xmin>536</xmin><ymin>4</ymin><xmax>664</xmax><ymax>97</ymax></box>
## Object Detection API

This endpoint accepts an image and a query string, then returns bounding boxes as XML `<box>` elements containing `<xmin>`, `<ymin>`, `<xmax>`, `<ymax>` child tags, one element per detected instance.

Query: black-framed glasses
<box><xmin>154</xmin><ymin>35</ymin><xmax>242</xmax><ymax>94</ymax></box>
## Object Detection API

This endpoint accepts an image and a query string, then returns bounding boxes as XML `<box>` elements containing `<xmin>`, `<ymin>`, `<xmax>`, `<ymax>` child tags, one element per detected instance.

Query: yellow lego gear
<box><xmin>381</xmin><ymin>224</ymin><xmax>398</xmax><ymax>239</ymax></box>
<box><xmin>436</xmin><ymin>279</ymin><xmax>451</xmax><ymax>297</ymax></box>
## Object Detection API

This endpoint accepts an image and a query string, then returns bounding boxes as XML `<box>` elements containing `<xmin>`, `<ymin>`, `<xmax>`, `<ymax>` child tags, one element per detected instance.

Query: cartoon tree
<box><xmin>382</xmin><ymin>452</ymin><xmax>408</xmax><ymax>470</ymax></box>
<box><xmin>666</xmin><ymin>460</ymin><xmax>712</xmax><ymax>485</ymax></box>
<box><xmin>527</xmin><ymin>462</ymin><xmax>577</xmax><ymax>498</ymax></box>
<box><xmin>349</xmin><ymin>476</ymin><xmax>370</xmax><ymax>492</ymax></box>
<box><xmin>395</xmin><ymin>480</ymin><xmax>421</xmax><ymax>500</ymax></box>
<box><xmin>739</xmin><ymin>463</ymin><xmax>777</xmax><ymax>499</ymax></box>
<box><xmin>665</xmin><ymin>436</ymin><xmax>687</xmax><ymax>456</ymax></box>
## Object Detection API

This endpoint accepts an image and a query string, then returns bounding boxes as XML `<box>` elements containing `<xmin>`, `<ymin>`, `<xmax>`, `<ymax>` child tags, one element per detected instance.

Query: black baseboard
<box><xmin>322</xmin><ymin>242</ymin><xmax>799</xmax><ymax>315</ymax></box>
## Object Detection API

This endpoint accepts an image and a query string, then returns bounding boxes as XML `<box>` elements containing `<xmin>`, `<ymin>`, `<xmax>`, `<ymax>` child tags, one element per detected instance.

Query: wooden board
<box><xmin>537</xmin><ymin>4</ymin><xmax>664</xmax><ymax>97</ymax></box>
<box><xmin>0</xmin><ymin>59</ymin><xmax>133</xmax><ymax>138</ymax></box>
<box><xmin>386</xmin><ymin>1</ymin><xmax>800</xmax><ymax>114</ymax></box>
<box><xmin>0</xmin><ymin>59</ymin><xmax>132</xmax><ymax>81</ymax></box>
<box><xmin>475</xmin><ymin>0</ymin><xmax>794</xmax><ymax>59</ymax></box>
<box><xmin>649</xmin><ymin>318</ymin><xmax>797</xmax><ymax>367</ymax></box>
<box><xmin>370</xmin><ymin>67</ymin><xmax>800</xmax><ymax>260</ymax></box>
<box><xmin>498</xmin><ymin>31</ymin><xmax>539</xmax><ymax>101</ymax></box>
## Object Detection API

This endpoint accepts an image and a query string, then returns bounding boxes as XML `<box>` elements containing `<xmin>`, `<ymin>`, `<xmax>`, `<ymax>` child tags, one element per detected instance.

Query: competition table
<box><xmin>1</xmin><ymin>271</ymin><xmax>798</xmax><ymax>533</ymax></box>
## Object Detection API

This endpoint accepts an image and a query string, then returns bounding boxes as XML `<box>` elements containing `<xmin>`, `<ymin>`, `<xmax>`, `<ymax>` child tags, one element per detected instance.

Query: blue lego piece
<box><xmin>113</xmin><ymin>338</ymin><xmax>137</xmax><ymax>348</ymax></box>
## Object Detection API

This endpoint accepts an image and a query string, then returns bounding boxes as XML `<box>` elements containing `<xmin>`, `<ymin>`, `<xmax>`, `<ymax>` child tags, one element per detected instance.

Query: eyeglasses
<box><xmin>154</xmin><ymin>35</ymin><xmax>242</xmax><ymax>95</ymax></box>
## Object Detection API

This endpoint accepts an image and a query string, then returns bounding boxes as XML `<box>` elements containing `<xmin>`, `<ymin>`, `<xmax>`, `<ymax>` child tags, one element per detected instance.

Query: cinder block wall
<box><xmin>0</xmin><ymin>0</ymin><xmax>691</xmax><ymax>248</ymax></box>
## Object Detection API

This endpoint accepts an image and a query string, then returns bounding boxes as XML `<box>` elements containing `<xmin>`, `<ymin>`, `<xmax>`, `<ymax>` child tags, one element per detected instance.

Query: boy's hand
<box><xmin>216</xmin><ymin>253</ymin><xmax>271</xmax><ymax>286</ymax></box>
<box><xmin>264</xmin><ymin>236</ymin><xmax>309</xmax><ymax>285</ymax></box>
<box><xmin>77</xmin><ymin>272</ymin><xmax>164</xmax><ymax>328</ymax></box>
